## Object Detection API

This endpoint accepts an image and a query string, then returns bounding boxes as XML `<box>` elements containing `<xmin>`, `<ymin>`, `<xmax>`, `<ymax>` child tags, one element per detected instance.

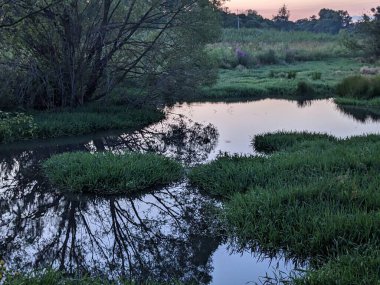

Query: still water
<box><xmin>1</xmin><ymin>99</ymin><xmax>379</xmax><ymax>284</ymax></box>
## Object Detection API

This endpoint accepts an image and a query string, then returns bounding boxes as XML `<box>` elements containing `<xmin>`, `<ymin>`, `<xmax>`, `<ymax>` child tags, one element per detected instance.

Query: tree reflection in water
<box><xmin>0</xmin><ymin>116</ymin><xmax>221</xmax><ymax>284</ymax></box>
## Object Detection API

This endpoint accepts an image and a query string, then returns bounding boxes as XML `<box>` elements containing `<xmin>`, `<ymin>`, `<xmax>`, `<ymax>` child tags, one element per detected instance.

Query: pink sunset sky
<box><xmin>225</xmin><ymin>0</ymin><xmax>378</xmax><ymax>20</ymax></box>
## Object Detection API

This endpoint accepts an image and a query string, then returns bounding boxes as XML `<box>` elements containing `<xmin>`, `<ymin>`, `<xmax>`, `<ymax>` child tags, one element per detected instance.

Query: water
<box><xmin>1</xmin><ymin>99</ymin><xmax>379</xmax><ymax>284</ymax></box>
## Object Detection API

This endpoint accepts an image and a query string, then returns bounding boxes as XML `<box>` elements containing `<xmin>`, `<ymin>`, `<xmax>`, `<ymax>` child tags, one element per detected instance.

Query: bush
<box><xmin>43</xmin><ymin>152</ymin><xmax>184</xmax><ymax>194</ymax></box>
<box><xmin>336</xmin><ymin>76</ymin><xmax>371</xmax><ymax>98</ymax></box>
<box><xmin>235</xmin><ymin>48</ymin><xmax>255</xmax><ymax>68</ymax></box>
<box><xmin>287</xmin><ymin>71</ymin><xmax>297</xmax><ymax>79</ymax></box>
<box><xmin>0</xmin><ymin>111</ymin><xmax>37</xmax><ymax>143</ymax></box>
<box><xmin>296</xmin><ymin>81</ymin><xmax>314</xmax><ymax>95</ymax></box>
<box><xmin>256</xmin><ymin>49</ymin><xmax>278</xmax><ymax>65</ymax></box>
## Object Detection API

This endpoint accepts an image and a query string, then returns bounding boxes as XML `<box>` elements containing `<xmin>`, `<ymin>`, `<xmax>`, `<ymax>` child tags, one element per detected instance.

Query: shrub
<box><xmin>296</xmin><ymin>81</ymin><xmax>314</xmax><ymax>95</ymax></box>
<box><xmin>0</xmin><ymin>111</ymin><xmax>37</xmax><ymax>143</ymax></box>
<box><xmin>43</xmin><ymin>152</ymin><xmax>184</xmax><ymax>194</ymax></box>
<box><xmin>235</xmin><ymin>48</ymin><xmax>254</xmax><ymax>68</ymax></box>
<box><xmin>256</xmin><ymin>49</ymin><xmax>278</xmax><ymax>65</ymax></box>
<box><xmin>336</xmin><ymin>75</ymin><xmax>380</xmax><ymax>99</ymax></box>
<box><xmin>287</xmin><ymin>71</ymin><xmax>297</xmax><ymax>79</ymax></box>
<box><xmin>336</xmin><ymin>76</ymin><xmax>371</xmax><ymax>98</ymax></box>
<box><xmin>284</xmin><ymin>49</ymin><xmax>296</xmax><ymax>63</ymax></box>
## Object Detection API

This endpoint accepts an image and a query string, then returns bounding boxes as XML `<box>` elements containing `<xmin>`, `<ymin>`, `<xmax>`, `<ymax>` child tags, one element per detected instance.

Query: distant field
<box><xmin>208</xmin><ymin>28</ymin><xmax>352</xmax><ymax>67</ymax></box>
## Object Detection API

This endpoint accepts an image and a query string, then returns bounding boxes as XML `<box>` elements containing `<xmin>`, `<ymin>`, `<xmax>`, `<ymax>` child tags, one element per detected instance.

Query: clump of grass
<box><xmin>189</xmin><ymin>132</ymin><xmax>380</xmax><ymax>283</ymax></box>
<box><xmin>294</xmin><ymin>250</ymin><xmax>380</xmax><ymax>285</ymax></box>
<box><xmin>0</xmin><ymin>111</ymin><xmax>37</xmax><ymax>143</ymax></box>
<box><xmin>310</xmin><ymin>72</ymin><xmax>322</xmax><ymax>80</ymax></box>
<box><xmin>336</xmin><ymin>75</ymin><xmax>380</xmax><ymax>99</ymax></box>
<box><xmin>253</xmin><ymin>131</ymin><xmax>337</xmax><ymax>153</ymax></box>
<box><xmin>34</xmin><ymin>105</ymin><xmax>164</xmax><ymax>140</ymax></box>
<box><xmin>287</xmin><ymin>71</ymin><xmax>297</xmax><ymax>79</ymax></box>
<box><xmin>43</xmin><ymin>152</ymin><xmax>183</xmax><ymax>194</ymax></box>
<box><xmin>296</xmin><ymin>81</ymin><xmax>314</xmax><ymax>95</ymax></box>
<box><xmin>0</xmin><ymin>103</ymin><xmax>164</xmax><ymax>144</ymax></box>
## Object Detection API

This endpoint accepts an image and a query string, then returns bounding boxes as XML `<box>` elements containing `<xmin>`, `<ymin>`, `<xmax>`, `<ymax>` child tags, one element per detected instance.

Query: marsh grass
<box><xmin>198</xmin><ymin>59</ymin><xmax>360</xmax><ymax>101</ymax></box>
<box><xmin>294</xmin><ymin>250</ymin><xmax>380</xmax><ymax>285</ymax></box>
<box><xmin>0</xmin><ymin>104</ymin><xmax>164</xmax><ymax>144</ymax></box>
<box><xmin>189</xmin><ymin>132</ymin><xmax>380</xmax><ymax>283</ymax></box>
<box><xmin>336</xmin><ymin>75</ymin><xmax>380</xmax><ymax>100</ymax></box>
<box><xmin>3</xmin><ymin>270</ymin><xmax>184</xmax><ymax>285</ymax></box>
<box><xmin>209</xmin><ymin>29</ymin><xmax>351</xmax><ymax>69</ymax></box>
<box><xmin>34</xmin><ymin>105</ymin><xmax>164</xmax><ymax>139</ymax></box>
<box><xmin>43</xmin><ymin>152</ymin><xmax>183</xmax><ymax>194</ymax></box>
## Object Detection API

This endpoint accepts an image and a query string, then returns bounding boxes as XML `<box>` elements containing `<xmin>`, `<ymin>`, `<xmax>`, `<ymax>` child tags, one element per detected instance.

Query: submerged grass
<box><xmin>43</xmin><ymin>152</ymin><xmax>183</xmax><ymax>194</ymax></box>
<box><xmin>189</xmin><ymin>132</ymin><xmax>380</xmax><ymax>283</ymax></box>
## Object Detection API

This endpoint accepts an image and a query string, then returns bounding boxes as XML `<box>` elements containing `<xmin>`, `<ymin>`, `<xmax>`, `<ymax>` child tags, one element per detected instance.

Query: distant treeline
<box><xmin>220</xmin><ymin>5</ymin><xmax>354</xmax><ymax>34</ymax></box>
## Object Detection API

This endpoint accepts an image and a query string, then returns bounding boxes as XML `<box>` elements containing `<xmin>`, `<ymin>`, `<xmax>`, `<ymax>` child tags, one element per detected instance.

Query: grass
<box><xmin>189</xmin><ymin>132</ymin><xmax>380</xmax><ymax>283</ymax></box>
<box><xmin>2</xmin><ymin>270</ymin><xmax>182</xmax><ymax>285</ymax></box>
<box><xmin>294</xmin><ymin>251</ymin><xmax>380</xmax><ymax>285</ymax></box>
<box><xmin>0</xmin><ymin>104</ymin><xmax>164</xmax><ymax>144</ymax></box>
<box><xmin>197</xmin><ymin>58</ymin><xmax>362</xmax><ymax>101</ymax></box>
<box><xmin>43</xmin><ymin>152</ymin><xmax>183</xmax><ymax>194</ymax></box>
<box><xmin>336</xmin><ymin>75</ymin><xmax>380</xmax><ymax>99</ymax></box>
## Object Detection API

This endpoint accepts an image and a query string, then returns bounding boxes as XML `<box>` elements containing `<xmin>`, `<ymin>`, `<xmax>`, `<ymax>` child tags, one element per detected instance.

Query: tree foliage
<box><xmin>0</xmin><ymin>0</ymin><xmax>222</xmax><ymax>109</ymax></box>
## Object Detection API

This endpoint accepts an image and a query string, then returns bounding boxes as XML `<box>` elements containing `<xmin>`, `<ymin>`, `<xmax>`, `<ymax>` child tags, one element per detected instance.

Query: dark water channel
<box><xmin>1</xmin><ymin>99</ymin><xmax>380</xmax><ymax>284</ymax></box>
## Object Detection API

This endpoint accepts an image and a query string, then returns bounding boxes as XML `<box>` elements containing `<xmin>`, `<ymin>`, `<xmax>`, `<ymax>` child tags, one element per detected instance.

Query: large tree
<box><xmin>1</xmin><ymin>0</ymin><xmax>221</xmax><ymax>109</ymax></box>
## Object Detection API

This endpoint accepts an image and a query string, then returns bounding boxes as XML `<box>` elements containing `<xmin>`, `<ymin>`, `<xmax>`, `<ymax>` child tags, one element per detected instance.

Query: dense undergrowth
<box><xmin>189</xmin><ymin>132</ymin><xmax>380</xmax><ymax>283</ymax></box>
<box><xmin>43</xmin><ymin>152</ymin><xmax>183</xmax><ymax>194</ymax></box>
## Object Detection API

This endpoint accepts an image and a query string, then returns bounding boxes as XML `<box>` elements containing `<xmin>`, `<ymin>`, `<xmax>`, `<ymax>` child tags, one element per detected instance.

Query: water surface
<box><xmin>1</xmin><ymin>99</ymin><xmax>379</xmax><ymax>284</ymax></box>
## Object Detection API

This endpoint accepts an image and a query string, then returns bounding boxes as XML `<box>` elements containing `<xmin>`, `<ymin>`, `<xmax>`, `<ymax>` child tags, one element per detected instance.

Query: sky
<box><xmin>225</xmin><ymin>0</ymin><xmax>379</xmax><ymax>20</ymax></box>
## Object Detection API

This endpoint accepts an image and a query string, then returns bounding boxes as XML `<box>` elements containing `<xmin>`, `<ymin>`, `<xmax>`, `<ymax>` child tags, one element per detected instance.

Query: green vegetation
<box><xmin>209</xmin><ymin>29</ymin><xmax>350</xmax><ymax>69</ymax></box>
<box><xmin>336</xmin><ymin>75</ymin><xmax>380</xmax><ymax>99</ymax></box>
<box><xmin>0</xmin><ymin>111</ymin><xmax>37</xmax><ymax>143</ymax></box>
<box><xmin>295</xmin><ymin>251</ymin><xmax>380</xmax><ymax>285</ymax></box>
<box><xmin>189</xmin><ymin>132</ymin><xmax>380</xmax><ymax>283</ymax></box>
<box><xmin>43</xmin><ymin>152</ymin><xmax>183</xmax><ymax>194</ymax></box>
<box><xmin>198</xmin><ymin>58</ymin><xmax>361</xmax><ymax>101</ymax></box>
<box><xmin>0</xmin><ymin>1</ymin><xmax>221</xmax><ymax>109</ymax></box>
<box><xmin>33</xmin><ymin>105</ymin><xmax>164</xmax><ymax>140</ymax></box>
<box><xmin>3</xmin><ymin>270</ymin><xmax>179</xmax><ymax>285</ymax></box>
<box><xmin>0</xmin><ymin>104</ymin><xmax>164</xmax><ymax>144</ymax></box>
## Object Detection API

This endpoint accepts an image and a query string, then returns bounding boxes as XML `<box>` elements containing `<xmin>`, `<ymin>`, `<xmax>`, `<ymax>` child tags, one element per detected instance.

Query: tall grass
<box><xmin>43</xmin><ymin>152</ymin><xmax>183</xmax><ymax>194</ymax></box>
<box><xmin>209</xmin><ymin>28</ymin><xmax>350</xmax><ymax>68</ymax></box>
<box><xmin>336</xmin><ymin>75</ymin><xmax>380</xmax><ymax>99</ymax></box>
